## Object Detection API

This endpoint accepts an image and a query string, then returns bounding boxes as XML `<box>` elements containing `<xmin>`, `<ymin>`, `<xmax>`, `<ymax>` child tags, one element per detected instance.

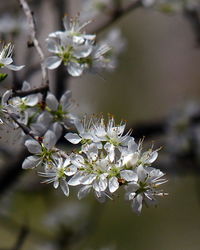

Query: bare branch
<box><xmin>18</xmin><ymin>0</ymin><xmax>48</xmax><ymax>84</ymax></box>
<box><xmin>12</xmin><ymin>84</ymin><xmax>49</xmax><ymax>98</ymax></box>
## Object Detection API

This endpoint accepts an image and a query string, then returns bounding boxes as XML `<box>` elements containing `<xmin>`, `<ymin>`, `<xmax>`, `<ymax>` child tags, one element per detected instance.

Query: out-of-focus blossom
<box><xmin>81</xmin><ymin>0</ymin><xmax>112</xmax><ymax>20</ymax></box>
<box><xmin>0</xmin><ymin>14</ymin><xmax>27</xmax><ymax>35</ymax></box>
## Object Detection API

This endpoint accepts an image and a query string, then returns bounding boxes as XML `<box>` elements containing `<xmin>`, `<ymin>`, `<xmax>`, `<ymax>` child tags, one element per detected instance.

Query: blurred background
<box><xmin>0</xmin><ymin>0</ymin><xmax>200</xmax><ymax>249</ymax></box>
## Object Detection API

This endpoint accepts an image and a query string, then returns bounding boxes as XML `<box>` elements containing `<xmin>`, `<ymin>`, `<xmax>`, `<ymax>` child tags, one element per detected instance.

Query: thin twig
<box><xmin>11</xmin><ymin>225</ymin><xmax>29</xmax><ymax>250</ymax></box>
<box><xmin>12</xmin><ymin>84</ymin><xmax>49</xmax><ymax>98</ymax></box>
<box><xmin>18</xmin><ymin>0</ymin><xmax>48</xmax><ymax>84</ymax></box>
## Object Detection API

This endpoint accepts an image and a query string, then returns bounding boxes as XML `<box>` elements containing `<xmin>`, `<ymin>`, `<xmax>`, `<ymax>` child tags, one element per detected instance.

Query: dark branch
<box><xmin>12</xmin><ymin>84</ymin><xmax>49</xmax><ymax>98</ymax></box>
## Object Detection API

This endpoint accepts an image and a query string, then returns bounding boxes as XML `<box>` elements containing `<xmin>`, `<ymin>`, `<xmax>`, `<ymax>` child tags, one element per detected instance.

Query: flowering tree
<box><xmin>0</xmin><ymin>0</ymin><xmax>200</xmax><ymax>249</ymax></box>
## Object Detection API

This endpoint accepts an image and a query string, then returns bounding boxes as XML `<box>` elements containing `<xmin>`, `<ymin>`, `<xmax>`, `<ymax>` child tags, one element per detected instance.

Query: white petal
<box><xmin>43</xmin><ymin>130</ymin><xmax>57</xmax><ymax>149</ymax></box>
<box><xmin>120</xmin><ymin>170</ymin><xmax>138</xmax><ymax>182</ymax></box>
<box><xmin>137</xmin><ymin>165</ymin><xmax>147</xmax><ymax>182</ymax></box>
<box><xmin>67</xmin><ymin>62</ymin><xmax>84</xmax><ymax>77</ymax></box>
<box><xmin>22</xmin><ymin>81</ymin><xmax>31</xmax><ymax>91</ymax></box>
<box><xmin>64</xmin><ymin>132</ymin><xmax>81</xmax><ymax>144</ymax></box>
<box><xmin>6</xmin><ymin>64</ymin><xmax>24</xmax><ymax>71</ymax></box>
<box><xmin>22</xmin><ymin>156</ymin><xmax>40</xmax><ymax>169</ymax></box>
<box><xmin>44</xmin><ymin>56</ymin><xmax>62</xmax><ymax>69</ymax></box>
<box><xmin>109</xmin><ymin>176</ymin><xmax>119</xmax><ymax>193</ymax></box>
<box><xmin>50</xmin><ymin>122</ymin><xmax>62</xmax><ymax>140</ymax></box>
<box><xmin>68</xmin><ymin>172</ymin><xmax>83</xmax><ymax>186</ymax></box>
<box><xmin>46</xmin><ymin>38</ymin><xmax>60</xmax><ymax>53</ymax></box>
<box><xmin>73</xmin><ymin>43</ymin><xmax>93</xmax><ymax>58</ymax></box>
<box><xmin>74</xmin><ymin>119</ymin><xmax>84</xmax><ymax>133</ymax></box>
<box><xmin>25</xmin><ymin>139</ymin><xmax>41</xmax><ymax>154</ymax></box>
<box><xmin>60</xmin><ymin>179</ymin><xmax>69</xmax><ymax>196</ymax></box>
<box><xmin>53</xmin><ymin>179</ymin><xmax>59</xmax><ymax>189</ymax></box>
<box><xmin>78</xmin><ymin>185</ymin><xmax>91</xmax><ymax>199</ymax></box>
<box><xmin>60</xmin><ymin>90</ymin><xmax>71</xmax><ymax>110</ymax></box>
<box><xmin>25</xmin><ymin>95</ymin><xmax>39</xmax><ymax>106</ymax></box>
<box><xmin>147</xmin><ymin>151</ymin><xmax>158</xmax><ymax>164</ymax></box>
<box><xmin>64</xmin><ymin>165</ymin><xmax>77</xmax><ymax>176</ymax></box>
<box><xmin>46</xmin><ymin>92</ymin><xmax>59</xmax><ymax>111</ymax></box>
<box><xmin>80</xmin><ymin>174</ymin><xmax>96</xmax><ymax>185</ymax></box>
<box><xmin>93</xmin><ymin>177</ymin><xmax>107</xmax><ymax>192</ymax></box>
<box><xmin>2</xmin><ymin>90</ymin><xmax>12</xmax><ymax>105</ymax></box>
<box><xmin>132</xmin><ymin>194</ymin><xmax>143</xmax><ymax>215</ymax></box>
<box><xmin>0</xmin><ymin>58</ymin><xmax>13</xmax><ymax>65</ymax></box>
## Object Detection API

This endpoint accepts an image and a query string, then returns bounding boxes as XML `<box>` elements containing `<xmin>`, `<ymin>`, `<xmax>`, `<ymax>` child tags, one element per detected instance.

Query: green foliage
<box><xmin>0</xmin><ymin>73</ymin><xmax>8</xmax><ymax>82</ymax></box>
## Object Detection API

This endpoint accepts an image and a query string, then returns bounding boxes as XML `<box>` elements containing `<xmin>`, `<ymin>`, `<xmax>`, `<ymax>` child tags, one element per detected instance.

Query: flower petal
<box><xmin>68</xmin><ymin>172</ymin><xmax>83</xmax><ymax>186</ymax></box>
<box><xmin>120</xmin><ymin>170</ymin><xmax>138</xmax><ymax>182</ymax></box>
<box><xmin>25</xmin><ymin>139</ymin><xmax>41</xmax><ymax>154</ymax></box>
<box><xmin>43</xmin><ymin>130</ymin><xmax>57</xmax><ymax>149</ymax></box>
<box><xmin>46</xmin><ymin>92</ymin><xmax>59</xmax><ymax>111</ymax></box>
<box><xmin>64</xmin><ymin>132</ymin><xmax>81</xmax><ymax>144</ymax></box>
<box><xmin>60</xmin><ymin>179</ymin><xmax>69</xmax><ymax>196</ymax></box>
<box><xmin>44</xmin><ymin>56</ymin><xmax>62</xmax><ymax>69</ymax></box>
<box><xmin>22</xmin><ymin>156</ymin><xmax>40</xmax><ymax>169</ymax></box>
<box><xmin>78</xmin><ymin>185</ymin><xmax>91</xmax><ymax>199</ymax></box>
<box><xmin>109</xmin><ymin>176</ymin><xmax>119</xmax><ymax>193</ymax></box>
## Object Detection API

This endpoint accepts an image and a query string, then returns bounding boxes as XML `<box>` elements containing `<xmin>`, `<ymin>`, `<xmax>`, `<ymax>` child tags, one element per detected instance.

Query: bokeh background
<box><xmin>0</xmin><ymin>0</ymin><xmax>200</xmax><ymax>249</ymax></box>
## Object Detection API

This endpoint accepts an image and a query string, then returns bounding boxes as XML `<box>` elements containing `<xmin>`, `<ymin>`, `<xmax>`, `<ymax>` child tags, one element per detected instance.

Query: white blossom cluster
<box><xmin>1</xmin><ymin>82</ymin><xmax>76</xmax><ymax>139</ymax></box>
<box><xmin>22</xmin><ymin>115</ymin><xmax>167</xmax><ymax>214</ymax></box>
<box><xmin>0</xmin><ymin>13</ymin><xmax>167</xmax><ymax>215</ymax></box>
<box><xmin>44</xmin><ymin>16</ymin><xmax>123</xmax><ymax>76</ymax></box>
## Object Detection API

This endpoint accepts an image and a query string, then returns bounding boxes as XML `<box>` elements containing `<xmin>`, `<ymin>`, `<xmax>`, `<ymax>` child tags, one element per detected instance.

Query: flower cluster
<box><xmin>44</xmin><ymin>16</ymin><xmax>116</xmax><ymax>76</ymax></box>
<box><xmin>1</xmin><ymin>82</ymin><xmax>76</xmax><ymax>139</ymax></box>
<box><xmin>0</xmin><ymin>12</ymin><xmax>167</xmax><ymax>215</ymax></box>
<box><xmin>22</xmin><ymin>115</ymin><xmax>167</xmax><ymax>214</ymax></box>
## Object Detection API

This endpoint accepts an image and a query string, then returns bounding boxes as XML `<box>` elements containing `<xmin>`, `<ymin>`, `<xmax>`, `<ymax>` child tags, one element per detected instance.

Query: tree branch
<box><xmin>18</xmin><ymin>0</ymin><xmax>48</xmax><ymax>84</ymax></box>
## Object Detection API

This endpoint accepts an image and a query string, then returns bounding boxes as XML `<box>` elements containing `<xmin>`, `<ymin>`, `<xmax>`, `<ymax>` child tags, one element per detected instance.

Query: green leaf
<box><xmin>0</xmin><ymin>73</ymin><xmax>8</xmax><ymax>82</ymax></box>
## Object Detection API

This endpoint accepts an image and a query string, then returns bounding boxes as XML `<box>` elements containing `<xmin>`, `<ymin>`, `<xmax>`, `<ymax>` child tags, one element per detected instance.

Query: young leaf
<box><xmin>0</xmin><ymin>73</ymin><xmax>8</xmax><ymax>82</ymax></box>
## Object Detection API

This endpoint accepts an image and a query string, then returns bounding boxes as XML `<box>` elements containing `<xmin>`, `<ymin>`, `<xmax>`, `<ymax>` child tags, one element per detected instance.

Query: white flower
<box><xmin>39</xmin><ymin>156</ymin><xmax>77</xmax><ymax>196</ymax></box>
<box><xmin>0</xmin><ymin>43</ymin><xmax>24</xmax><ymax>71</ymax></box>
<box><xmin>65</xmin><ymin>116</ymin><xmax>100</xmax><ymax>145</ymax></box>
<box><xmin>44</xmin><ymin>16</ymin><xmax>113</xmax><ymax>76</ymax></box>
<box><xmin>45</xmin><ymin>90</ymin><xmax>76</xmax><ymax>128</ymax></box>
<box><xmin>44</xmin><ymin>16</ymin><xmax>95</xmax><ymax>76</ymax></box>
<box><xmin>22</xmin><ymin>130</ymin><xmax>57</xmax><ymax>169</ymax></box>
<box><xmin>125</xmin><ymin>165</ymin><xmax>167</xmax><ymax>214</ymax></box>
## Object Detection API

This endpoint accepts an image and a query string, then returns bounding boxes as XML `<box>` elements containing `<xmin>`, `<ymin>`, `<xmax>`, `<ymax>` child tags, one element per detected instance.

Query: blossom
<box><xmin>8</xmin><ymin>81</ymin><xmax>41</xmax><ymax>125</ymax></box>
<box><xmin>31</xmin><ymin>90</ymin><xmax>77</xmax><ymax>139</ymax></box>
<box><xmin>0</xmin><ymin>43</ymin><xmax>24</xmax><ymax>71</ymax></box>
<box><xmin>21</xmin><ymin>113</ymin><xmax>167</xmax><ymax>214</ymax></box>
<box><xmin>44</xmin><ymin>16</ymin><xmax>113</xmax><ymax>76</ymax></box>
<box><xmin>22</xmin><ymin>130</ymin><xmax>58</xmax><ymax>169</ymax></box>
<box><xmin>99</xmin><ymin>28</ymin><xmax>126</xmax><ymax>70</ymax></box>
<box><xmin>0</xmin><ymin>14</ymin><xmax>27</xmax><ymax>35</ymax></box>
<box><xmin>125</xmin><ymin>165</ymin><xmax>167</xmax><ymax>214</ymax></box>
<box><xmin>44</xmin><ymin>16</ymin><xmax>95</xmax><ymax>76</ymax></box>
<box><xmin>39</xmin><ymin>156</ymin><xmax>77</xmax><ymax>196</ymax></box>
